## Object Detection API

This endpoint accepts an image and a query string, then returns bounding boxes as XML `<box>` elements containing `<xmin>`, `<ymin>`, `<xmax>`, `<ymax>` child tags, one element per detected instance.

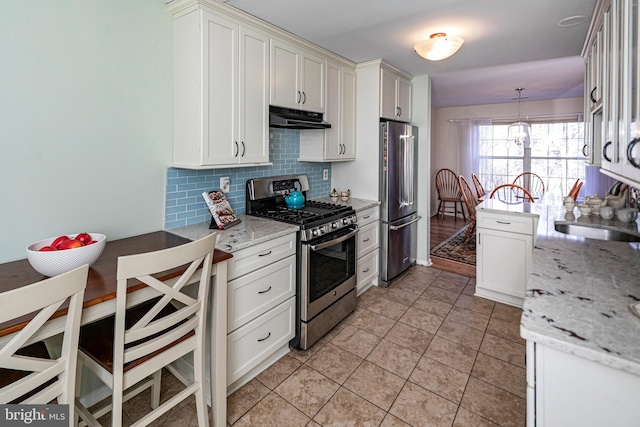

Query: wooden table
<box><xmin>0</xmin><ymin>231</ymin><xmax>232</xmax><ymax>427</ymax></box>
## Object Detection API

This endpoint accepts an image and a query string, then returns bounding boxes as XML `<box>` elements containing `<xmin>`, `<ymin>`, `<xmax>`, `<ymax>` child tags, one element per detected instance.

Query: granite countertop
<box><xmin>312</xmin><ymin>196</ymin><xmax>380</xmax><ymax>212</ymax></box>
<box><xmin>487</xmin><ymin>198</ymin><xmax>640</xmax><ymax>376</ymax></box>
<box><xmin>167</xmin><ymin>215</ymin><xmax>299</xmax><ymax>253</ymax></box>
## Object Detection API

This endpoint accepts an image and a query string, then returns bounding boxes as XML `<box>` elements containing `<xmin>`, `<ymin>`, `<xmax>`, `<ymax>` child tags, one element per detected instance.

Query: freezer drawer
<box><xmin>380</xmin><ymin>214</ymin><xmax>420</xmax><ymax>285</ymax></box>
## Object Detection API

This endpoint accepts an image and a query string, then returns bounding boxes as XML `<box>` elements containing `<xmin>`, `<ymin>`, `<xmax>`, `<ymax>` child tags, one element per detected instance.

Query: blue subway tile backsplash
<box><xmin>165</xmin><ymin>129</ymin><xmax>332</xmax><ymax>229</ymax></box>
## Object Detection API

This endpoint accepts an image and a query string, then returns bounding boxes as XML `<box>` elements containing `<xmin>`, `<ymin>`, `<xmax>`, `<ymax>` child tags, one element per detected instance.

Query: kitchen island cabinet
<box><xmin>516</xmin><ymin>202</ymin><xmax>640</xmax><ymax>425</ymax></box>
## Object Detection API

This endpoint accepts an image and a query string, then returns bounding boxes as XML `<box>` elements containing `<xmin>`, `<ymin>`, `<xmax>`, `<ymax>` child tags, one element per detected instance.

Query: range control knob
<box><xmin>332</xmin><ymin>222</ymin><xmax>338</xmax><ymax>229</ymax></box>
<box><xmin>342</xmin><ymin>218</ymin><xmax>349</xmax><ymax>225</ymax></box>
<box><xmin>312</xmin><ymin>229</ymin><xmax>319</xmax><ymax>237</ymax></box>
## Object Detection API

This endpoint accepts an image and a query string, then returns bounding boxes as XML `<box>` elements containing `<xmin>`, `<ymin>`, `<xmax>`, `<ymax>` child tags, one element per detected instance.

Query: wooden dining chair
<box><xmin>75</xmin><ymin>232</ymin><xmax>217</xmax><ymax>427</ymax></box>
<box><xmin>471</xmin><ymin>173</ymin><xmax>487</xmax><ymax>201</ymax></box>
<box><xmin>0</xmin><ymin>264</ymin><xmax>89</xmax><ymax>423</ymax></box>
<box><xmin>435</xmin><ymin>168</ymin><xmax>466</xmax><ymax>221</ymax></box>
<box><xmin>458</xmin><ymin>175</ymin><xmax>479</xmax><ymax>242</ymax></box>
<box><xmin>489</xmin><ymin>184</ymin><xmax>535</xmax><ymax>203</ymax></box>
<box><xmin>513</xmin><ymin>172</ymin><xmax>545</xmax><ymax>198</ymax></box>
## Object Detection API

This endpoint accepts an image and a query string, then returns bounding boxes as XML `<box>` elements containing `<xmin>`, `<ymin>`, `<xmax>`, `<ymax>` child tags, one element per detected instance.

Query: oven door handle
<box><xmin>309</xmin><ymin>228</ymin><xmax>358</xmax><ymax>251</ymax></box>
<box><xmin>390</xmin><ymin>216</ymin><xmax>422</xmax><ymax>231</ymax></box>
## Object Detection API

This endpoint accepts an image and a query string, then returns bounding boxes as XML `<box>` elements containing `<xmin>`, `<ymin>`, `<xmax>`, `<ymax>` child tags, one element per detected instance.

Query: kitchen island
<box><xmin>479</xmin><ymin>199</ymin><xmax>640</xmax><ymax>426</ymax></box>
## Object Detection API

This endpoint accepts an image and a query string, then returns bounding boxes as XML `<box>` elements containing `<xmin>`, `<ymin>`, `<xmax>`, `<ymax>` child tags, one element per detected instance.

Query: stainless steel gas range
<box><xmin>246</xmin><ymin>174</ymin><xmax>358</xmax><ymax>350</ymax></box>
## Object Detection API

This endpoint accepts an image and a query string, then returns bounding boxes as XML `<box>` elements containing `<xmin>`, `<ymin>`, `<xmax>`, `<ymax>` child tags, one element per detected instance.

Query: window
<box><xmin>478</xmin><ymin>121</ymin><xmax>584</xmax><ymax>198</ymax></box>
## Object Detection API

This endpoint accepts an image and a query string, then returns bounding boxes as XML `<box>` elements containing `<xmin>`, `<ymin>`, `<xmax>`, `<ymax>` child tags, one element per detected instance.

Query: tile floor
<box><xmin>106</xmin><ymin>265</ymin><xmax>526</xmax><ymax>426</ymax></box>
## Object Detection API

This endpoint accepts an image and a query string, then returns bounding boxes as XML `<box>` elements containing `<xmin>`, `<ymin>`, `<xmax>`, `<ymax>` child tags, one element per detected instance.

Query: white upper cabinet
<box><xmin>380</xmin><ymin>66</ymin><xmax>412</xmax><ymax>122</ymax></box>
<box><xmin>171</xmin><ymin>9</ymin><xmax>269</xmax><ymax>168</ymax></box>
<box><xmin>270</xmin><ymin>38</ymin><xmax>325</xmax><ymax>113</ymax></box>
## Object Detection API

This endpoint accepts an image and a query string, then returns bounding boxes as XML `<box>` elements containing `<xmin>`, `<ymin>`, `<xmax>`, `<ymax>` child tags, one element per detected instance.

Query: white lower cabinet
<box><xmin>356</xmin><ymin>206</ymin><xmax>380</xmax><ymax>294</ymax></box>
<box><xmin>476</xmin><ymin>210</ymin><xmax>536</xmax><ymax>307</ymax></box>
<box><xmin>226</xmin><ymin>232</ymin><xmax>296</xmax><ymax>392</ymax></box>
<box><xmin>527</xmin><ymin>341</ymin><xmax>640</xmax><ymax>426</ymax></box>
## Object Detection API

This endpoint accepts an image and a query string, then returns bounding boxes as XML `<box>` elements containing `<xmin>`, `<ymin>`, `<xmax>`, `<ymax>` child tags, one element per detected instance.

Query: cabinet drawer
<box><xmin>477</xmin><ymin>212</ymin><xmax>535</xmax><ymax>234</ymax></box>
<box><xmin>227</xmin><ymin>255</ymin><xmax>296</xmax><ymax>333</ymax></box>
<box><xmin>227</xmin><ymin>297</ymin><xmax>295</xmax><ymax>384</ymax></box>
<box><xmin>357</xmin><ymin>248</ymin><xmax>379</xmax><ymax>289</ymax></box>
<box><xmin>357</xmin><ymin>221</ymin><xmax>379</xmax><ymax>257</ymax></box>
<box><xmin>227</xmin><ymin>232</ymin><xmax>296</xmax><ymax>280</ymax></box>
<box><xmin>357</xmin><ymin>206</ymin><xmax>380</xmax><ymax>227</ymax></box>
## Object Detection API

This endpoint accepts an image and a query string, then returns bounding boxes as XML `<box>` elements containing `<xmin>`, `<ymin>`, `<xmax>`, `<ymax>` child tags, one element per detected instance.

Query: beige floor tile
<box><xmin>393</xmin><ymin>275</ymin><xmax>432</xmax><ymax>295</ymax></box>
<box><xmin>323</xmin><ymin>322</ymin><xmax>346</xmax><ymax>342</ymax></box>
<box><xmin>491</xmin><ymin>302</ymin><xmax>523</xmax><ymax>324</ymax></box>
<box><xmin>479</xmin><ymin>333</ymin><xmax>526</xmax><ymax>368</ymax></box>
<box><xmin>460</xmin><ymin>378</ymin><xmax>526</xmax><ymax>427</ymax></box>
<box><xmin>453</xmin><ymin>407</ymin><xmax>500</xmax><ymax>427</ymax></box>
<box><xmin>471</xmin><ymin>353</ymin><xmax>526</xmax><ymax>398</ymax></box>
<box><xmin>233</xmin><ymin>392</ymin><xmax>310</xmax><ymax>427</ymax></box>
<box><xmin>356</xmin><ymin>286</ymin><xmax>388</xmax><ymax>308</ymax></box>
<box><xmin>402</xmin><ymin>265</ymin><xmax>442</xmax><ymax>283</ymax></box>
<box><xmin>366</xmin><ymin>296</ymin><xmax>411</xmax><ymax>320</ymax></box>
<box><xmin>486</xmin><ymin>317</ymin><xmax>526</xmax><ymax>345</ymax></box>
<box><xmin>343</xmin><ymin>361</ymin><xmax>406</xmax><ymax>411</ymax></box>
<box><xmin>454</xmin><ymin>294</ymin><xmax>495</xmax><ymax>316</ymax></box>
<box><xmin>385</xmin><ymin>287</ymin><xmax>422</xmax><ymax>306</ymax></box>
<box><xmin>438</xmin><ymin>270</ymin><xmax>471</xmax><ymax>285</ymax></box>
<box><xmin>342</xmin><ymin>307</ymin><xmax>397</xmax><ymax>337</ymax></box>
<box><xmin>306</xmin><ymin>421</ymin><xmax>322</xmax><ymax>427</ymax></box>
<box><xmin>97</xmin><ymin>410</ymin><xmax>134</xmax><ymax>427</ymax></box>
<box><xmin>445</xmin><ymin>306</ymin><xmax>490</xmax><ymax>331</ymax></box>
<box><xmin>288</xmin><ymin>338</ymin><xmax>328</xmax><ymax>363</ymax></box>
<box><xmin>380</xmin><ymin>413</ymin><xmax>412</xmax><ymax>426</ymax></box>
<box><xmin>389</xmin><ymin>382</ymin><xmax>458</xmax><ymax>427</ymax></box>
<box><xmin>256</xmin><ymin>354</ymin><xmax>302</xmax><ymax>389</ymax></box>
<box><xmin>423</xmin><ymin>286</ymin><xmax>460</xmax><ymax>305</ymax></box>
<box><xmin>313</xmin><ymin>387</ymin><xmax>386</xmax><ymax>427</ymax></box>
<box><xmin>431</xmin><ymin>277</ymin><xmax>467</xmax><ymax>293</ymax></box>
<box><xmin>412</xmin><ymin>296</ymin><xmax>453</xmax><ymax>318</ymax></box>
<box><xmin>385</xmin><ymin>322</ymin><xmax>433</xmax><ymax>354</ymax></box>
<box><xmin>331</xmin><ymin>325</ymin><xmax>382</xmax><ymax>358</ymax></box>
<box><xmin>409</xmin><ymin>356</ymin><xmax>469</xmax><ymax>403</ymax></box>
<box><xmin>226</xmin><ymin>379</ymin><xmax>270</xmax><ymax>424</ymax></box>
<box><xmin>436</xmin><ymin>318</ymin><xmax>485</xmax><ymax>350</ymax></box>
<box><xmin>425</xmin><ymin>336</ymin><xmax>478</xmax><ymax>374</ymax></box>
<box><xmin>398</xmin><ymin>306</ymin><xmax>444</xmax><ymax>334</ymax></box>
<box><xmin>155</xmin><ymin>396</ymin><xmax>212</xmax><ymax>427</ymax></box>
<box><xmin>366</xmin><ymin>338</ymin><xmax>421</xmax><ymax>379</ymax></box>
<box><xmin>274</xmin><ymin>365</ymin><xmax>339</xmax><ymax>418</ymax></box>
<box><xmin>306</xmin><ymin>342</ymin><xmax>363</xmax><ymax>384</ymax></box>
<box><xmin>462</xmin><ymin>284</ymin><xmax>476</xmax><ymax>296</ymax></box>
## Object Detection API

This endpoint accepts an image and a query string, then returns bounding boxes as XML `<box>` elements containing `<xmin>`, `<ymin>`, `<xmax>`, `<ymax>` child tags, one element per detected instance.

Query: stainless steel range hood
<box><xmin>269</xmin><ymin>106</ymin><xmax>331</xmax><ymax>129</ymax></box>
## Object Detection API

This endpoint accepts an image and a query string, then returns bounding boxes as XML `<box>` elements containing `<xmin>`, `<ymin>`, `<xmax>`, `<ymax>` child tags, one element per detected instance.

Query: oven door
<box><xmin>300</xmin><ymin>226</ymin><xmax>357</xmax><ymax>321</ymax></box>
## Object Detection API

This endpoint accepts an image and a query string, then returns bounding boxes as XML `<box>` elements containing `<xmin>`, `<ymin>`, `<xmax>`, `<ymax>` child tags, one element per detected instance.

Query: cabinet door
<box><xmin>397</xmin><ymin>76</ymin><xmax>412</xmax><ymax>122</ymax></box>
<box><xmin>239</xmin><ymin>27</ymin><xmax>269</xmax><ymax>164</ymax></box>
<box><xmin>341</xmin><ymin>67</ymin><xmax>356</xmax><ymax>159</ymax></box>
<box><xmin>300</xmin><ymin>51</ymin><xmax>325</xmax><ymax>112</ymax></box>
<box><xmin>270</xmin><ymin>39</ymin><xmax>300</xmax><ymax>109</ymax></box>
<box><xmin>602</xmin><ymin>3</ymin><xmax>621</xmax><ymax>173</ymax></box>
<box><xmin>380</xmin><ymin>67</ymin><xmax>398</xmax><ymax>120</ymax></box>
<box><xmin>620</xmin><ymin>0</ymin><xmax>640</xmax><ymax>183</ymax></box>
<box><xmin>204</xmin><ymin>13</ymin><xmax>239</xmax><ymax>165</ymax></box>
<box><xmin>323</xmin><ymin>61</ymin><xmax>342</xmax><ymax>160</ymax></box>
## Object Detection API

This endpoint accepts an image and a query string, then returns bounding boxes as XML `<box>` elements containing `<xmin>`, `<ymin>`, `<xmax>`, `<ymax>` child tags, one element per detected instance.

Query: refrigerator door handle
<box><xmin>399</xmin><ymin>134</ymin><xmax>415</xmax><ymax>208</ymax></box>
<box><xmin>389</xmin><ymin>216</ymin><xmax>422</xmax><ymax>230</ymax></box>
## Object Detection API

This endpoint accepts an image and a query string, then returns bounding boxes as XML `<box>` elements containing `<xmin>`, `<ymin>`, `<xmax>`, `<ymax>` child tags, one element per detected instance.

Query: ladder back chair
<box><xmin>513</xmin><ymin>172</ymin><xmax>545</xmax><ymax>199</ymax></box>
<box><xmin>458</xmin><ymin>176</ymin><xmax>479</xmax><ymax>242</ymax></box>
<box><xmin>435</xmin><ymin>168</ymin><xmax>466</xmax><ymax>220</ymax></box>
<box><xmin>0</xmin><ymin>264</ymin><xmax>89</xmax><ymax>424</ymax></box>
<box><xmin>490</xmin><ymin>184</ymin><xmax>535</xmax><ymax>203</ymax></box>
<box><xmin>75</xmin><ymin>232</ymin><xmax>217</xmax><ymax>427</ymax></box>
<box><xmin>471</xmin><ymin>173</ymin><xmax>487</xmax><ymax>201</ymax></box>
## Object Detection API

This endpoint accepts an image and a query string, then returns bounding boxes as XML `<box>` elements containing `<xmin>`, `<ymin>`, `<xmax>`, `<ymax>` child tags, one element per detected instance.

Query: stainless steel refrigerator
<box><xmin>379</xmin><ymin>121</ymin><xmax>421</xmax><ymax>286</ymax></box>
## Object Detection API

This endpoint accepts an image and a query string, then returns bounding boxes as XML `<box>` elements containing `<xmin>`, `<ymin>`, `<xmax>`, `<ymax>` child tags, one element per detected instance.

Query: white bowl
<box><xmin>577</xmin><ymin>205</ymin><xmax>592</xmax><ymax>215</ymax></box>
<box><xmin>27</xmin><ymin>233</ymin><xmax>106</xmax><ymax>277</ymax></box>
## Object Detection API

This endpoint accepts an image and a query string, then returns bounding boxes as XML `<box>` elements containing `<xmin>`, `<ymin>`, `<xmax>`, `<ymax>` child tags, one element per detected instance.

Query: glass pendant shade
<box><xmin>508</xmin><ymin>88</ymin><xmax>530</xmax><ymax>146</ymax></box>
<box><xmin>414</xmin><ymin>33</ymin><xmax>464</xmax><ymax>61</ymax></box>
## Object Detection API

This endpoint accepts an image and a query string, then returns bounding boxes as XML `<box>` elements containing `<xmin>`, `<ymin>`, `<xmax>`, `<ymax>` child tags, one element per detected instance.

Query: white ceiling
<box><xmin>222</xmin><ymin>0</ymin><xmax>596</xmax><ymax>107</ymax></box>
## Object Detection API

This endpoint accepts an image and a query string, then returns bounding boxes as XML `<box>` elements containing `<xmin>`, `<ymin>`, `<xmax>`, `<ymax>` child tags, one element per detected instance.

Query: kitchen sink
<box><xmin>554</xmin><ymin>223</ymin><xmax>640</xmax><ymax>242</ymax></box>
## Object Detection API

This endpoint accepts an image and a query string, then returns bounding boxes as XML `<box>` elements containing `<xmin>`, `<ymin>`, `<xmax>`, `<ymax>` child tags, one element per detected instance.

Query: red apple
<box><xmin>86</xmin><ymin>240</ymin><xmax>97</xmax><ymax>245</ymax></box>
<box><xmin>51</xmin><ymin>235</ymin><xmax>70</xmax><ymax>249</ymax></box>
<box><xmin>59</xmin><ymin>239</ymin><xmax>83</xmax><ymax>250</ymax></box>
<box><xmin>75</xmin><ymin>232</ymin><xmax>92</xmax><ymax>245</ymax></box>
<box><xmin>38</xmin><ymin>246</ymin><xmax>57</xmax><ymax>252</ymax></box>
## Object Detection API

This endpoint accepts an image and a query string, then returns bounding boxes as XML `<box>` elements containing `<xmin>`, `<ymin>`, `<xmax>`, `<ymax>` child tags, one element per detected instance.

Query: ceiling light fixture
<box><xmin>414</xmin><ymin>33</ymin><xmax>464</xmax><ymax>61</ymax></box>
<box><xmin>508</xmin><ymin>88</ymin><xmax>531</xmax><ymax>146</ymax></box>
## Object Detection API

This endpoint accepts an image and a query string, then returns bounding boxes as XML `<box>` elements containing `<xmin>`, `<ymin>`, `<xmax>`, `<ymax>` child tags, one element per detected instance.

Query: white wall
<box><xmin>431</xmin><ymin>97</ymin><xmax>584</xmax><ymax>214</ymax></box>
<box><xmin>0</xmin><ymin>1</ymin><xmax>173</xmax><ymax>263</ymax></box>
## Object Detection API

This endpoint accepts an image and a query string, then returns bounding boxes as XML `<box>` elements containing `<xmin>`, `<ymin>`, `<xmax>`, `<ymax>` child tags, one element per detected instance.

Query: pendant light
<box><xmin>508</xmin><ymin>88</ymin><xmax>531</xmax><ymax>146</ymax></box>
<box><xmin>414</xmin><ymin>33</ymin><xmax>464</xmax><ymax>61</ymax></box>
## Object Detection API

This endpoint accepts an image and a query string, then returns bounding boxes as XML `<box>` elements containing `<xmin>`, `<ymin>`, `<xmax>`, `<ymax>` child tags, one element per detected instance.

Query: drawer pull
<box><xmin>362</xmin><ymin>238</ymin><xmax>370</xmax><ymax>242</ymax></box>
<box><xmin>363</xmin><ymin>215</ymin><xmax>370</xmax><ymax>219</ymax></box>
<box><xmin>257</xmin><ymin>332</ymin><xmax>271</xmax><ymax>342</ymax></box>
<box><xmin>258</xmin><ymin>286</ymin><xmax>272</xmax><ymax>294</ymax></box>
<box><xmin>258</xmin><ymin>250</ymin><xmax>272</xmax><ymax>257</ymax></box>
<box><xmin>362</xmin><ymin>268</ymin><xmax>370</xmax><ymax>273</ymax></box>
<box><xmin>496</xmin><ymin>220</ymin><xmax>511</xmax><ymax>225</ymax></box>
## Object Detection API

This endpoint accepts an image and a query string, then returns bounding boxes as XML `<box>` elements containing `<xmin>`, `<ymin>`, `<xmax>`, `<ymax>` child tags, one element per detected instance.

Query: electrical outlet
<box><xmin>323</xmin><ymin>169</ymin><xmax>329</xmax><ymax>181</ymax></box>
<box><xmin>220</xmin><ymin>177</ymin><xmax>230</xmax><ymax>193</ymax></box>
